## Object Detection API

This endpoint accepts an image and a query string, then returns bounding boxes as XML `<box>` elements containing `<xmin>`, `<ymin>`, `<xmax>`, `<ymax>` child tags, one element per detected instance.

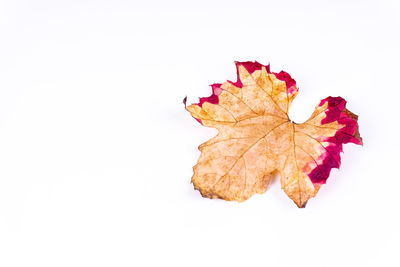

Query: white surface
<box><xmin>0</xmin><ymin>0</ymin><xmax>399</xmax><ymax>266</ymax></box>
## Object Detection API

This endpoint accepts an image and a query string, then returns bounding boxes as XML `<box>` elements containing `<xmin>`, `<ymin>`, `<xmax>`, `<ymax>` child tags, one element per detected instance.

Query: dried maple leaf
<box><xmin>185</xmin><ymin>61</ymin><xmax>362</xmax><ymax>208</ymax></box>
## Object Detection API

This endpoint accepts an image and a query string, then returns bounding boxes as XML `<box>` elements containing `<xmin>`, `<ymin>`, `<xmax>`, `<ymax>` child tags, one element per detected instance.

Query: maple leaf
<box><xmin>185</xmin><ymin>61</ymin><xmax>362</xmax><ymax>208</ymax></box>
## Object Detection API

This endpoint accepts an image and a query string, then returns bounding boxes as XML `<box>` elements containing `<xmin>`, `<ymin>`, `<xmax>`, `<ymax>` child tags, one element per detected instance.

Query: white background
<box><xmin>0</xmin><ymin>0</ymin><xmax>399</xmax><ymax>266</ymax></box>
